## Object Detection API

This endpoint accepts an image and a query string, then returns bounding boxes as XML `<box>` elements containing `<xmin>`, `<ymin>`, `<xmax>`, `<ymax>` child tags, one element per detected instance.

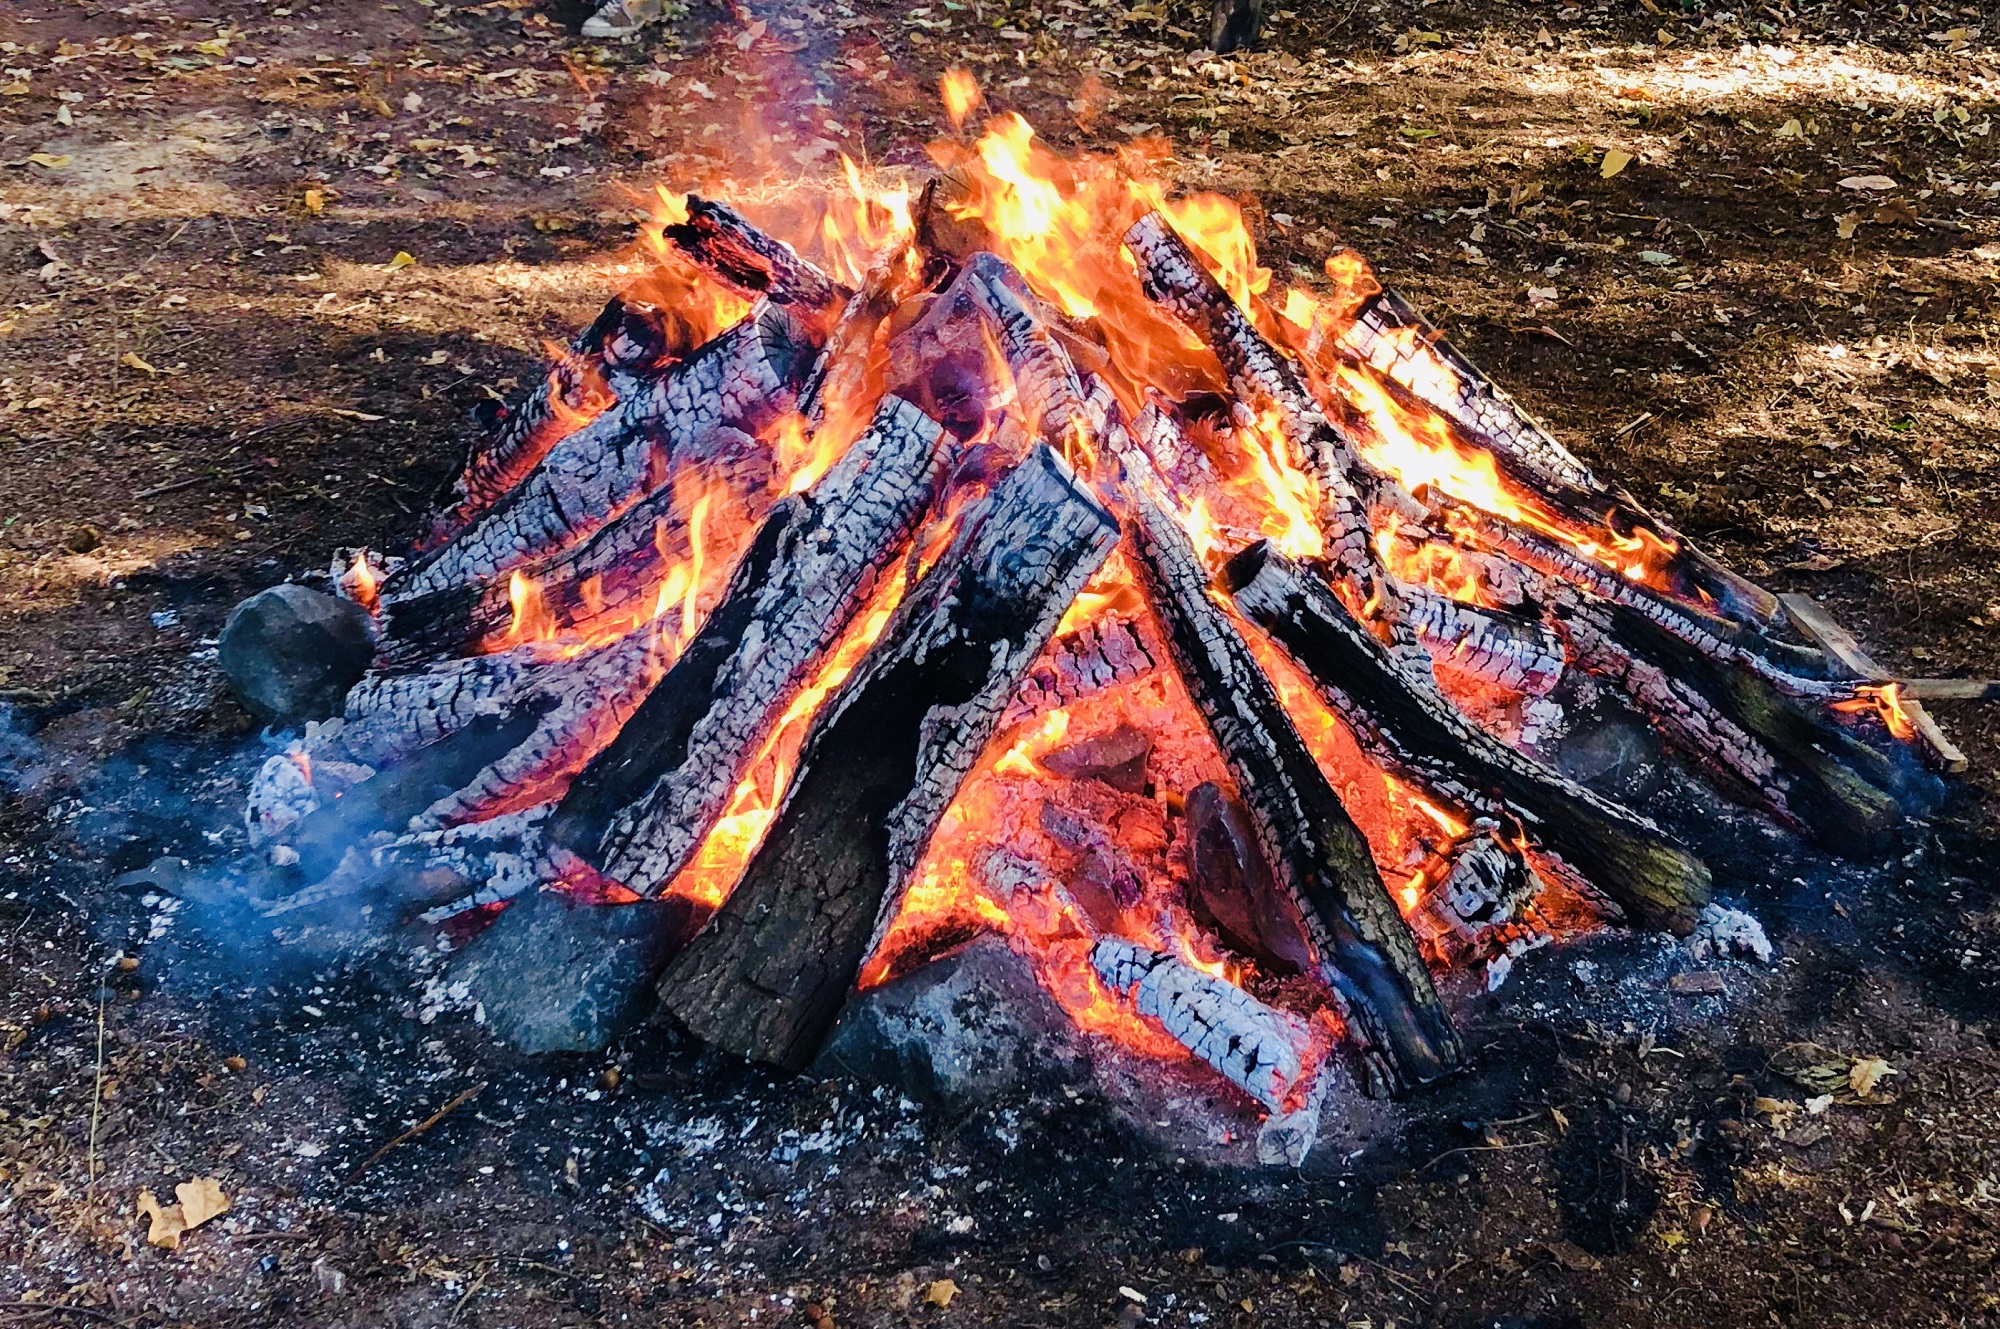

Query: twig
<box><xmin>87</xmin><ymin>984</ymin><xmax>106</xmax><ymax>1187</ymax></box>
<box><xmin>1412</xmin><ymin>1135</ymin><xmax>1551</xmax><ymax>1173</ymax></box>
<box><xmin>0</xmin><ymin>1302</ymin><xmax>135</xmax><ymax>1328</ymax></box>
<box><xmin>225</xmin><ymin>1230</ymin><xmax>318</xmax><ymax>1243</ymax></box>
<box><xmin>344</xmin><ymin>1082</ymin><xmax>486</xmax><ymax>1183</ymax></box>
<box><xmin>1611</xmin><ymin>411</ymin><xmax>1655</xmax><ymax>439</ymax></box>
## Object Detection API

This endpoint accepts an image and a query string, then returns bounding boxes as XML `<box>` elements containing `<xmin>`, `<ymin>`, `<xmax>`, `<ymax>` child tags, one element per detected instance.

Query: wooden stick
<box><xmin>345</xmin><ymin>1082</ymin><xmax>486</xmax><ymax>1183</ymax></box>
<box><xmin>1779</xmin><ymin>593</ymin><xmax>1968</xmax><ymax>774</ymax></box>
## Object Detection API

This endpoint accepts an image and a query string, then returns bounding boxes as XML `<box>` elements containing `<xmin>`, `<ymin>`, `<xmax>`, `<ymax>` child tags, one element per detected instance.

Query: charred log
<box><xmin>1224</xmin><ymin>542</ymin><xmax>1711</xmax><ymax>933</ymax></box>
<box><xmin>1184</xmin><ymin>782</ymin><xmax>1315</xmax><ymax>976</ymax></box>
<box><xmin>661</xmin><ymin>196</ymin><xmax>846</xmax><ymax>327</ymax></box>
<box><xmin>1001</xmin><ymin>615</ymin><xmax>1166</xmax><ymax>726</ymax></box>
<box><xmin>655</xmin><ymin>443</ymin><xmax>1119</xmax><ymax>1071</ymax></box>
<box><xmin>1337</xmin><ymin>288</ymin><xmax>1778</xmax><ymax>627</ymax></box>
<box><xmin>1116</xmin><ymin>449</ymin><xmax>1462</xmax><ymax>1093</ymax></box>
<box><xmin>546</xmin><ymin>396</ymin><xmax>948</xmax><ymax>895</ymax></box>
<box><xmin>384</xmin><ymin>305</ymin><xmax>811</xmax><ymax>606</ymax></box>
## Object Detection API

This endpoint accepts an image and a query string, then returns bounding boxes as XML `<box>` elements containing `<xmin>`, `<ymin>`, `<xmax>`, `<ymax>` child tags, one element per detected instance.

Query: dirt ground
<box><xmin>1</xmin><ymin>0</ymin><xmax>1998</xmax><ymax>1325</ymax></box>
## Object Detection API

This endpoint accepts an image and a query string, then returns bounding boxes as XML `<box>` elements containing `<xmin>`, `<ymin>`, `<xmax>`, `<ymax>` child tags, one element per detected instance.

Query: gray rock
<box><xmin>453</xmin><ymin>888</ymin><xmax>698</xmax><ymax>1054</ymax></box>
<box><xmin>816</xmin><ymin>936</ymin><xmax>1093</xmax><ymax>1105</ymax></box>
<box><xmin>218</xmin><ymin>584</ymin><xmax>375</xmax><ymax>725</ymax></box>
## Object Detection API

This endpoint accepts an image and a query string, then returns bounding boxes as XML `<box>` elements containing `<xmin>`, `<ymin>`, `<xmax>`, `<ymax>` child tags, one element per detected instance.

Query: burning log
<box><xmin>660</xmin><ymin>195</ymin><xmax>847</xmax><ymax>326</ymax></box>
<box><xmin>1115</xmin><ymin>446</ymin><xmax>1463</xmax><ymax>1093</ymax></box>
<box><xmin>377</xmin><ymin>473</ymin><xmax>722</xmax><ymax>662</ymax></box>
<box><xmin>1224</xmin><ymin>542</ymin><xmax>1712</xmax><ymax>933</ymax></box>
<box><xmin>384</xmin><ymin>304</ymin><xmax>812</xmax><ymax>606</ymax></box>
<box><xmin>1001</xmin><ymin>615</ymin><xmax>1167</xmax><ymax>726</ymax></box>
<box><xmin>1555</xmin><ymin>592</ymin><xmax>1908</xmax><ymax>854</ymax></box>
<box><xmin>1398</xmin><ymin>583</ymin><xmax>1564</xmax><ymax>698</ymax></box>
<box><xmin>655</xmin><ymin>443</ymin><xmax>1119</xmax><ymax>1071</ymax></box>
<box><xmin>546</xmin><ymin>395</ymin><xmax>949</xmax><ymax>896</ymax></box>
<box><xmin>1335</xmin><ymin>289</ymin><xmax>1778</xmax><ymax>627</ymax></box>
<box><xmin>1122</xmin><ymin>213</ymin><xmax>1379</xmax><ymax>603</ymax></box>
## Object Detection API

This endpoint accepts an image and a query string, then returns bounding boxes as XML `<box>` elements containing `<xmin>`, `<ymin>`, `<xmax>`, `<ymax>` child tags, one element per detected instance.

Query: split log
<box><xmin>1123</xmin><ymin>213</ymin><xmax>1379</xmax><ymax>603</ymax></box>
<box><xmin>379</xmin><ymin>461</ymin><xmax>743</xmax><ymax>662</ymax></box>
<box><xmin>1090</xmin><ymin>938</ymin><xmax>1318</xmax><ymax>1118</ymax></box>
<box><xmin>384</xmin><ymin>304</ymin><xmax>811</xmax><ymax>605</ymax></box>
<box><xmin>661</xmin><ymin>196</ymin><xmax>846</xmax><ymax>327</ymax></box>
<box><xmin>1557</xmin><ymin>592</ymin><xmax>1907</xmax><ymax>854</ymax></box>
<box><xmin>546</xmin><ymin>395</ymin><xmax>950</xmax><ymax>896</ymax></box>
<box><xmin>1001</xmin><ymin>615</ymin><xmax>1167</xmax><ymax>726</ymax></box>
<box><xmin>1114</xmin><ymin>447</ymin><xmax>1462</xmax><ymax>1093</ymax></box>
<box><xmin>270</xmin><ymin>628</ymin><xmax>668</xmax><ymax>879</ymax></box>
<box><xmin>1224</xmin><ymin>542</ymin><xmax>1711</xmax><ymax>933</ymax></box>
<box><xmin>655</xmin><ymin>443</ymin><xmax>1119</xmax><ymax>1071</ymax></box>
<box><xmin>1399</xmin><ymin>583</ymin><xmax>1565</xmax><ymax>698</ymax></box>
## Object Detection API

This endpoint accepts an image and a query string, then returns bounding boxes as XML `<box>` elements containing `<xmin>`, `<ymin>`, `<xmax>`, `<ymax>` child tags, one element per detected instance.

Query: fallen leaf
<box><xmin>1874</xmin><ymin>197</ymin><xmax>1919</xmax><ymax>226</ymax></box>
<box><xmin>176</xmin><ymin>1177</ymin><xmax>230</xmax><ymax>1230</ymax></box>
<box><xmin>924</xmin><ymin>1279</ymin><xmax>959</xmax><ymax>1308</ymax></box>
<box><xmin>1838</xmin><ymin>174</ymin><xmax>1897</xmax><ymax>191</ymax></box>
<box><xmin>120</xmin><ymin>351</ymin><xmax>159</xmax><ymax>376</ymax></box>
<box><xmin>1849</xmin><ymin>1057</ymin><xmax>1894</xmax><ymax>1097</ymax></box>
<box><xmin>1835</xmin><ymin>213</ymin><xmax>1861</xmax><ymax>239</ymax></box>
<box><xmin>1400</xmin><ymin>126</ymin><xmax>1441</xmax><ymax>140</ymax></box>
<box><xmin>26</xmin><ymin>153</ymin><xmax>71</xmax><ymax>168</ymax></box>
<box><xmin>384</xmin><ymin>250</ymin><xmax>416</xmax><ymax>270</ymax></box>
<box><xmin>1600</xmin><ymin>147</ymin><xmax>1633</xmax><ymax>178</ymax></box>
<box><xmin>1773</xmin><ymin>117</ymin><xmax>1803</xmax><ymax>138</ymax></box>
<box><xmin>1</xmin><ymin>82</ymin><xmax>29</xmax><ymax>96</ymax></box>
<box><xmin>1639</xmin><ymin>249</ymin><xmax>1676</xmax><ymax>265</ymax></box>
<box><xmin>193</xmin><ymin>37</ymin><xmax>230</xmax><ymax>56</ymax></box>
<box><xmin>137</xmin><ymin>1190</ymin><xmax>186</xmax><ymax>1250</ymax></box>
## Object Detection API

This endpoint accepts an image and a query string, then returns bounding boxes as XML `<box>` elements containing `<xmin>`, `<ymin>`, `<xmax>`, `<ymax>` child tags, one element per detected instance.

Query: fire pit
<box><xmin>219</xmin><ymin>78</ymin><xmax>1958</xmax><ymax>1170</ymax></box>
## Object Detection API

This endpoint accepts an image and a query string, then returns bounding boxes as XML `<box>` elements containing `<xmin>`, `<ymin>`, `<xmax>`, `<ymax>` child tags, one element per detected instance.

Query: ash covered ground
<box><xmin>2</xmin><ymin>0</ymin><xmax>1999</xmax><ymax>1325</ymax></box>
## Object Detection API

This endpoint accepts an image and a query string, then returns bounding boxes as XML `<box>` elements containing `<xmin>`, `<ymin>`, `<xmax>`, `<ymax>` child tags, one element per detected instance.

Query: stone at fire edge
<box><xmin>218</xmin><ymin>584</ymin><xmax>375</xmax><ymax>726</ymax></box>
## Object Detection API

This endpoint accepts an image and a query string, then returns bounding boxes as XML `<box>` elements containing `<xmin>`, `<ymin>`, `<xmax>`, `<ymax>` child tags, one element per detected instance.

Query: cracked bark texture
<box><xmin>384</xmin><ymin>304</ymin><xmax>811</xmax><ymax>604</ymax></box>
<box><xmin>547</xmin><ymin>395</ymin><xmax>949</xmax><ymax>896</ymax></box>
<box><xmin>656</xmin><ymin>443</ymin><xmax>1118</xmax><ymax>1071</ymax></box>
<box><xmin>1226</xmin><ymin>543</ymin><xmax>1710</xmax><ymax>934</ymax></box>
<box><xmin>1115</xmin><ymin>447</ymin><xmax>1461</xmax><ymax>1094</ymax></box>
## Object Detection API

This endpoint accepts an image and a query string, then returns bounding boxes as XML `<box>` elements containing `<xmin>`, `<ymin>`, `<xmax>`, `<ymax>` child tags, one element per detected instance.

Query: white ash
<box><xmin>1484</xmin><ymin>931</ymin><xmax>1551</xmax><ymax>992</ymax></box>
<box><xmin>1688</xmin><ymin>902</ymin><xmax>1774</xmax><ymax>965</ymax></box>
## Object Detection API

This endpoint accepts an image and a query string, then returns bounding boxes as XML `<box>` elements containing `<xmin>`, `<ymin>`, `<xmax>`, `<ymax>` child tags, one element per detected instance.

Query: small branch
<box><xmin>344</xmin><ymin>1082</ymin><xmax>486</xmax><ymax>1184</ymax></box>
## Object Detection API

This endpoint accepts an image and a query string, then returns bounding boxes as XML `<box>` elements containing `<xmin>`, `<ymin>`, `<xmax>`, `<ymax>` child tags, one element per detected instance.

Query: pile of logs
<box><xmin>242</xmin><ymin>177</ymin><xmax>1965</xmax><ymax>1158</ymax></box>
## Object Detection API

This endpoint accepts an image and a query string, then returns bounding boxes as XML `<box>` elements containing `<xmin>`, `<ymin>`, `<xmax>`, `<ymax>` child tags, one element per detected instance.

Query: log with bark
<box><xmin>1112</xmin><ymin>438</ymin><xmax>1463</xmax><ymax>1093</ymax></box>
<box><xmin>655</xmin><ymin>442</ymin><xmax>1119</xmax><ymax>1071</ymax></box>
<box><xmin>382</xmin><ymin>303</ymin><xmax>813</xmax><ymax>607</ymax></box>
<box><xmin>546</xmin><ymin>395</ymin><xmax>950</xmax><ymax>896</ymax></box>
<box><xmin>661</xmin><ymin>196</ymin><xmax>848</xmax><ymax>328</ymax></box>
<box><xmin>1222</xmin><ymin>541</ymin><xmax>1712</xmax><ymax>933</ymax></box>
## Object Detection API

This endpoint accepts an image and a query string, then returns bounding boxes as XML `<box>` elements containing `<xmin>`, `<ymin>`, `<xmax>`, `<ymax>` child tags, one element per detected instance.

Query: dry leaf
<box><xmin>177</xmin><ymin>1176</ymin><xmax>230</xmax><ymax>1230</ymax></box>
<box><xmin>193</xmin><ymin>37</ymin><xmax>230</xmax><ymax>56</ymax></box>
<box><xmin>27</xmin><ymin>153</ymin><xmax>71</xmax><ymax>168</ymax></box>
<box><xmin>385</xmin><ymin>250</ymin><xmax>416</xmax><ymax>270</ymax></box>
<box><xmin>1849</xmin><ymin>1057</ymin><xmax>1894</xmax><ymax>1097</ymax></box>
<box><xmin>1838</xmin><ymin>174</ymin><xmax>1896</xmax><ymax>191</ymax></box>
<box><xmin>1835</xmin><ymin>213</ymin><xmax>1861</xmax><ymax>239</ymax></box>
<box><xmin>924</xmin><ymin>1279</ymin><xmax>959</xmax><ymax>1308</ymax></box>
<box><xmin>1600</xmin><ymin>147</ymin><xmax>1633</xmax><ymax>179</ymax></box>
<box><xmin>120</xmin><ymin>351</ymin><xmax>159</xmax><ymax>376</ymax></box>
<box><xmin>137</xmin><ymin>1189</ymin><xmax>186</xmax><ymax>1250</ymax></box>
<box><xmin>301</xmin><ymin>187</ymin><xmax>325</xmax><ymax>215</ymax></box>
<box><xmin>1774</xmin><ymin>117</ymin><xmax>1803</xmax><ymax>138</ymax></box>
<box><xmin>2</xmin><ymin>82</ymin><xmax>29</xmax><ymax>96</ymax></box>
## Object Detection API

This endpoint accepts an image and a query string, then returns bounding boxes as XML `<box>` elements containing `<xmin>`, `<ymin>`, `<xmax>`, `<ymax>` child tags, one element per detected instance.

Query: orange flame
<box><xmin>347</xmin><ymin>550</ymin><xmax>380</xmax><ymax>614</ymax></box>
<box><xmin>1833</xmin><ymin>681</ymin><xmax>1918</xmax><ymax>742</ymax></box>
<box><xmin>940</xmin><ymin>68</ymin><xmax>982</xmax><ymax>130</ymax></box>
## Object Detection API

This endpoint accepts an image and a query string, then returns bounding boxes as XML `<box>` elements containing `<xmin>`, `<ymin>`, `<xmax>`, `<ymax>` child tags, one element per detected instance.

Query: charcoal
<box><xmin>1183</xmin><ymin>782</ymin><xmax>1313</xmax><ymax>976</ymax></box>
<box><xmin>218</xmin><ymin>584</ymin><xmax>375</xmax><ymax>726</ymax></box>
<box><xmin>1041</xmin><ymin>723</ymin><xmax>1152</xmax><ymax>792</ymax></box>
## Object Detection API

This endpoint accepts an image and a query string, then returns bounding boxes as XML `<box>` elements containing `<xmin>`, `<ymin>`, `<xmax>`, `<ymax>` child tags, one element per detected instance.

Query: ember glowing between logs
<box><xmin>250</xmin><ymin>74</ymin><xmax>1952</xmax><ymax>1166</ymax></box>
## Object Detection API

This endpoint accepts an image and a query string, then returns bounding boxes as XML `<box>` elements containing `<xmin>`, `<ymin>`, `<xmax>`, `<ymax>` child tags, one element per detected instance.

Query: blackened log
<box><xmin>662</xmin><ymin>196</ymin><xmax>846</xmax><ymax>327</ymax></box>
<box><xmin>656</xmin><ymin>444</ymin><xmax>1119</xmax><ymax>1071</ymax></box>
<box><xmin>1225</xmin><ymin>542</ymin><xmax>1711</xmax><ymax>933</ymax></box>
<box><xmin>1116</xmin><ymin>451</ymin><xmax>1461</xmax><ymax>1093</ymax></box>
<box><xmin>1122</xmin><ymin>213</ymin><xmax>1380</xmax><ymax>604</ymax></box>
<box><xmin>1399</xmin><ymin>583</ymin><xmax>1564</xmax><ymax>697</ymax></box>
<box><xmin>384</xmin><ymin>304</ymin><xmax>811</xmax><ymax>605</ymax></box>
<box><xmin>377</xmin><ymin>455</ymin><xmax>767</xmax><ymax>663</ymax></box>
<box><xmin>1560</xmin><ymin>593</ymin><xmax>1907</xmax><ymax>854</ymax></box>
<box><xmin>547</xmin><ymin>396</ymin><xmax>949</xmax><ymax>895</ymax></box>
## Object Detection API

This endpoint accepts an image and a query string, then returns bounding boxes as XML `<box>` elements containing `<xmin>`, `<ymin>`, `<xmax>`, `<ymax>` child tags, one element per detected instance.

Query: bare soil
<box><xmin>1</xmin><ymin>0</ymin><xmax>1998</xmax><ymax>1325</ymax></box>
